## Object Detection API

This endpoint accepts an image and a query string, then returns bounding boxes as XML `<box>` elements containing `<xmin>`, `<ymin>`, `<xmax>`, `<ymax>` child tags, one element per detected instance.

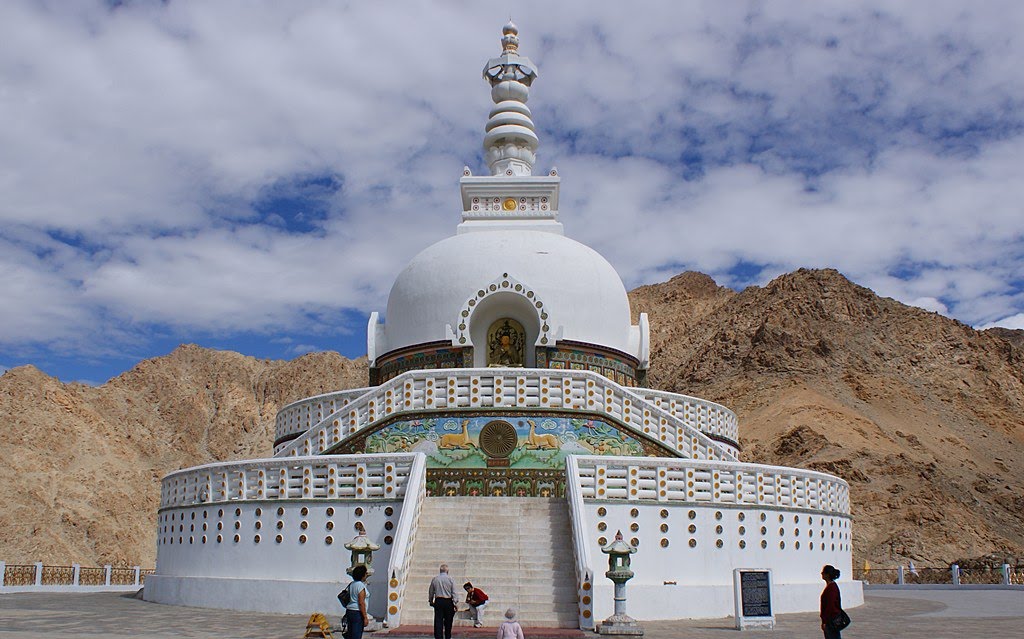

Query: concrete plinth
<box><xmin>598</xmin><ymin>614</ymin><xmax>644</xmax><ymax>636</ymax></box>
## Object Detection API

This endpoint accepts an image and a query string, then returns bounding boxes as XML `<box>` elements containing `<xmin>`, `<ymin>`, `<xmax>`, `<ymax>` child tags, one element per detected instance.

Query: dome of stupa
<box><xmin>381</xmin><ymin>227</ymin><xmax>635</xmax><ymax>359</ymax></box>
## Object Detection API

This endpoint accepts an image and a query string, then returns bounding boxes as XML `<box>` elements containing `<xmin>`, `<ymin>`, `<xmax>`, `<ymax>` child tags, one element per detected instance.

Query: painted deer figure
<box><xmin>525</xmin><ymin>419</ymin><xmax>559</xmax><ymax>450</ymax></box>
<box><xmin>439</xmin><ymin>419</ymin><xmax>474</xmax><ymax>449</ymax></box>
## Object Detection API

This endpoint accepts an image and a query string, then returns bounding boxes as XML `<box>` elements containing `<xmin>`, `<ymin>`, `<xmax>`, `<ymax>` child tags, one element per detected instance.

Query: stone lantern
<box><xmin>344</xmin><ymin>525</ymin><xmax>381</xmax><ymax>576</ymax></box>
<box><xmin>598</xmin><ymin>530</ymin><xmax>643</xmax><ymax>636</ymax></box>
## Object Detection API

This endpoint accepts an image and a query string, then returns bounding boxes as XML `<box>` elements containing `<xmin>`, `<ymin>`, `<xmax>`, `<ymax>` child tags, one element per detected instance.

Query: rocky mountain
<box><xmin>986</xmin><ymin>326</ymin><xmax>1024</xmax><ymax>350</ymax></box>
<box><xmin>0</xmin><ymin>346</ymin><xmax>367</xmax><ymax>568</ymax></box>
<box><xmin>630</xmin><ymin>269</ymin><xmax>1024</xmax><ymax>567</ymax></box>
<box><xmin>1</xmin><ymin>268</ymin><xmax>1021</xmax><ymax>571</ymax></box>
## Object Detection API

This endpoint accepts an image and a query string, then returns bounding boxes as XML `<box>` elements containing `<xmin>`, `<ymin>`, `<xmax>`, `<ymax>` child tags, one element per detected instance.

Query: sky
<box><xmin>1</xmin><ymin>1</ymin><xmax>1023</xmax><ymax>384</ymax></box>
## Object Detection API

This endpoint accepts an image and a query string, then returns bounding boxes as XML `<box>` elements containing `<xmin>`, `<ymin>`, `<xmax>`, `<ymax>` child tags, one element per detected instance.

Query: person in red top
<box><xmin>819</xmin><ymin>565</ymin><xmax>843</xmax><ymax>638</ymax></box>
<box><xmin>463</xmin><ymin>581</ymin><xmax>489</xmax><ymax>628</ymax></box>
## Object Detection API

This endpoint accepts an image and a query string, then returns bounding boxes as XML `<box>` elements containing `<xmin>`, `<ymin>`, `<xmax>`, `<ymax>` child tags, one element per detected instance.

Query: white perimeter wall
<box><xmin>580</xmin><ymin>500</ymin><xmax>862</xmax><ymax>620</ymax></box>
<box><xmin>146</xmin><ymin>499</ymin><xmax>403</xmax><ymax>616</ymax></box>
<box><xmin>146</xmin><ymin>495</ymin><xmax>863</xmax><ymax>620</ymax></box>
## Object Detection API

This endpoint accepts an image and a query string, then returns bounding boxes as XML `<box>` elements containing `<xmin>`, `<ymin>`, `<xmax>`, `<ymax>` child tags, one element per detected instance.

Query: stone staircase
<box><xmin>398</xmin><ymin>497</ymin><xmax>579</xmax><ymax>629</ymax></box>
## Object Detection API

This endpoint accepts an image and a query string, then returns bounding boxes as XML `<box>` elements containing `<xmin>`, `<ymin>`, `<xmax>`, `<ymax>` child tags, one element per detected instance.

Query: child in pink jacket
<box><xmin>496</xmin><ymin>608</ymin><xmax>525</xmax><ymax>639</ymax></box>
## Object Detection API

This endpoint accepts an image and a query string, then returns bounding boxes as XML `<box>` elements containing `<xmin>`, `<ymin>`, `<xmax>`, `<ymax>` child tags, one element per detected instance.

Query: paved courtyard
<box><xmin>0</xmin><ymin>588</ymin><xmax>1021</xmax><ymax>638</ymax></box>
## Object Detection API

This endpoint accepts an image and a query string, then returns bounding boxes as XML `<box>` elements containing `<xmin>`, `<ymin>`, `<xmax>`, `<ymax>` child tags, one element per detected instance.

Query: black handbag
<box><xmin>830</xmin><ymin>609</ymin><xmax>851</xmax><ymax>631</ymax></box>
<box><xmin>338</xmin><ymin>582</ymin><xmax>353</xmax><ymax>606</ymax></box>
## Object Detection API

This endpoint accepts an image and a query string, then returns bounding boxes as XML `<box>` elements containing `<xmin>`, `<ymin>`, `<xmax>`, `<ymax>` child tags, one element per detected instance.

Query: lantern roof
<box><xmin>601</xmin><ymin>530</ymin><xmax>637</xmax><ymax>555</ymax></box>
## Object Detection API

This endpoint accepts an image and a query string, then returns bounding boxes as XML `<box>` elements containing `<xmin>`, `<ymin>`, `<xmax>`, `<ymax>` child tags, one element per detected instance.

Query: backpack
<box><xmin>338</xmin><ymin>582</ymin><xmax>353</xmax><ymax>607</ymax></box>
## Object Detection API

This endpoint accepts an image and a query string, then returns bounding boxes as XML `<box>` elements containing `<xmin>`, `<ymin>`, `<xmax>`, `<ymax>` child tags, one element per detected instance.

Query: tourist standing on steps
<box><xmin>820</xmin><ymin>565</ymin><xmax>842</xmax><ymax>639</ymax></box>
<box><xmin>464</xmin><ymin>581</ymin><xmax>489</xmax><ymax>627</ymax></box>
<box><xmin>345</xmin><ymin>564</ymin><xmax>371</xmax><ymax>639</ymax></box>
<box><xmin>496</xmin><ymin>608</ymin><xmax>525</xmax><ymax>639</ymax></box>
<box><xmin>429</xmin><ymin>563</ymin><xmax>457</xmax><ymax>639</ymax></box>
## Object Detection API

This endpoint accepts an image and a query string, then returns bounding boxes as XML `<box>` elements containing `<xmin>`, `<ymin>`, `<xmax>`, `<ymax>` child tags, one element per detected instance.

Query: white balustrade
<box><xmin>384</xmin><ymin>453</ymin><xmax>427</xmax><ymax>628</ymax></box>
<box><xmin>159</xmin><ymin>454</ymin><xmax>419</xmax><ymax>510</ymax></box>
<box><xmin>631</xmin><ymin>388</ymin><xmax>738</xmax><ymax>445</ymax></box>
<box><xmin>274</xmin><ymin>388</ymin><xmax>376</xmax><ymax>453</ymax></box>
<box><xmin>565</xmin><ymin>456</ymin><xmax>596</xmax><ymax>629</ymax></box>
<box><xmin>569</xmin><ymin>455</ymin><xmax>850</xmax><ymax>515</ymax></box>
<box><xmin>274</xmin><ymin>369</ymin><xmax>739</xmax><ymax>463</ymax></box>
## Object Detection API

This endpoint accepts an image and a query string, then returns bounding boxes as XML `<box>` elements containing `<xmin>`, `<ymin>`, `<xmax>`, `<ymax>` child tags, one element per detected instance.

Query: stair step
<box><xmin>400</xmin><ymin>613</ymin><xmax>580</xmax><ymax>622</ymax></box>
<box><xmin>401</xmin><ymin>604</ymin><xmax>579</xmax><ymax>614</ymax></box>
<box><xmin>406</xmin><ymin>565</ymin><xmax>576</xmax><ymax>574</ymax></box>
<box><xmin>403</xmin><ymin>591</ymin><xmax>578</xmax><ymax>602</ymax></box>
<box><xmin>398</xmin><ymin>497</ymin><xmax>579</xmax><ymax>629</ymax></box>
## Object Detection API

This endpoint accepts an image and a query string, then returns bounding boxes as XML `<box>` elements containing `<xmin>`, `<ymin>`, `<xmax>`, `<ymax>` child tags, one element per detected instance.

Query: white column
<box><xmin>73</xmin><ymin>563</ymin><xmax>81</xmax><ymax>586</ymax></box>
<box><xmin>951</xmin><ymin>564</ymin><xmax>960</xmax><ymax>586</ymax></box>
<box><xmin>134</xmin><ymin>566</ymin><xmax>141</xmax><ymax>586</ymax></box>
<box><xmin>1002</xmin><ymin>564</ymin><xmax>1011</xmax><ymax>586</ymax></box>
<box><xmin>34</xmin><ymin>562</ymin><xmax>42</xmax><ymax>586</ymax></box>
<box><xmin>104</xmin><ymin>565</ymin><xmax>112</xmax><ymax>586</ymax></box>
<box><xmin>0</xmin><ymin>560</ymin><xmax>6</xmax><ymax>587</ymax></box>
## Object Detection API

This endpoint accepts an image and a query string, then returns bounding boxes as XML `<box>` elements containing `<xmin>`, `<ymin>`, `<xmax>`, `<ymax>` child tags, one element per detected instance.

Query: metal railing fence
<box><xmin>854</xmin><ymin>564</ymin><xmax>1020</xmax><ymax>586</ymax></box>
<box><xmin>0</xmin><ymin>562</ymin><xmax>151</xmax><ymax>589</ymax></box>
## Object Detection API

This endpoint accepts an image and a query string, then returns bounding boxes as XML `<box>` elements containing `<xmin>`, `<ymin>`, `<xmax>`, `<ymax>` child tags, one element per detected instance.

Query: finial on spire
<box><xmin>481</xmin><ymin>23</ymin><xmax>539</xmax><ymax>177</ymax></box>
<box><xmin>501</xmin><ymin>21</ymin><xmax>519</xmax><ymax>53</ymax></box>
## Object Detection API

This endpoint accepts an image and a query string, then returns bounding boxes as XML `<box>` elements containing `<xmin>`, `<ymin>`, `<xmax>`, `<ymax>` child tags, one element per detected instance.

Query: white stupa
<box><xmin>145</xmin><ymin>23</ymin><xmax>861</xmax><ymax>627</ymax></box>
<box><xmin>368</xmin><ymin>21</ymin><xmax>645</xmax><ymax>381</ymax></box>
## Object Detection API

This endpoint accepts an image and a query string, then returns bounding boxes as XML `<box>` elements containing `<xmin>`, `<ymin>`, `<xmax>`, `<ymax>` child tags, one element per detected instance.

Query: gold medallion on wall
<box><xmin>480</xmin><ymin>419</ymin><xmax>517</xmax><ymax>467</ymax></box>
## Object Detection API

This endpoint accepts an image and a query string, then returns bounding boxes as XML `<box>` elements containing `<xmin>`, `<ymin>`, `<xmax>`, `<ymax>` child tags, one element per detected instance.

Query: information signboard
<box><xmin>733</xmin><ymin>569</ymin><xmax>775</xmax><ymax>630</ymax></box>
<box><xmin>740</xmin><ymin>571</ymin><xmax>772</xmax><ymax>617</ymax></box>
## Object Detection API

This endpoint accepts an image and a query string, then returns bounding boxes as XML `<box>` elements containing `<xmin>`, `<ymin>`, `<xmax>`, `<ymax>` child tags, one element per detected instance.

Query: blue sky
<box><xmin>1</xmin><ymin>1</ymin><xmax>1023</xmax><ymax>384</ymax></box>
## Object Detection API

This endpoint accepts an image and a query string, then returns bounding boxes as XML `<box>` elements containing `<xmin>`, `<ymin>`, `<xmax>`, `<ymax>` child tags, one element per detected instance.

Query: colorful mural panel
<box><xmin>425</xmin><ymin>468</ymin><xmax>564</xmax><ymax>497</ymax></box>
<box><xmin>357</xmin><ymin>414</ymin><xmax>658</xmax><ymax>470</ymax></box>
<box><xmin>373</xmin><ymin>344</ymin><xmax>466</xmax><ymax>384</ymax></box>
<box><xmin>541</xmin><ymin>342</ymin><xmax>638</xmax><ymax>386</ymax></box>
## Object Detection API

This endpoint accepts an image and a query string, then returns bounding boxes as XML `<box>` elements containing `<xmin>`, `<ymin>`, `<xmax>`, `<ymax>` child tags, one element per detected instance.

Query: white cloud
<box><xmin>907</xmin><ymin>297</ymin><xmax>949</xmax><ymax>315</ymax></box>
<box><xmin>0</xmin><ymin>0</ymin><xmax>1022</xmax><ymax>372</ymax></box>
<box><xmin>0</xmin><ymin>236</ymin><xmax>91</xmax><ymax>344</ymax></box>
<box><xmin>978</xmin><ymin>313</ymin><xmax>1024</xmax><ymax>331</ymax></box>
<box><xmin>288</xmin><ymin>344</ymin><xmax>318</xmax><ymax>356</ymax></box>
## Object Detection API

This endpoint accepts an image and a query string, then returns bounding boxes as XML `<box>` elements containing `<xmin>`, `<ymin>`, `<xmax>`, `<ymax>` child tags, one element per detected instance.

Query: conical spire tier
<box><xmin>458</xmin><ymin>22</ymin><xmax>560</xmax><ymax>233</ymax></box>
<box><xmin>482</xmin><ymin>21</ymin><xmax>539</xmax><ymax>177</ymax></box>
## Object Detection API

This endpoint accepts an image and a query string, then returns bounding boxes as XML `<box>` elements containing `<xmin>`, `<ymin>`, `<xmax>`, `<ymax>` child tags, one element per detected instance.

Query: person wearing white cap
<box><xmin>496</xmin><ymin>608</ymin><xmax>525</xmax><ymax>639</ymax></box>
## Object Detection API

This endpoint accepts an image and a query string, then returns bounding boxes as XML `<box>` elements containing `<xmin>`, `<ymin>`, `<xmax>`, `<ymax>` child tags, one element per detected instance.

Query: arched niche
<box><xmin>468</xmin><ymin>292</ymin><xmax>541</xmax><ymax>367</ymax></box>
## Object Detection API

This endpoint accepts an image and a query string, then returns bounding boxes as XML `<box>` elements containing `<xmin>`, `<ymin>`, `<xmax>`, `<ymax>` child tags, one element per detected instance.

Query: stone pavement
<box><xmin>0</xmin><ymin>588</ymin><xmax>1021</xmax><ymax>638</ymax></box>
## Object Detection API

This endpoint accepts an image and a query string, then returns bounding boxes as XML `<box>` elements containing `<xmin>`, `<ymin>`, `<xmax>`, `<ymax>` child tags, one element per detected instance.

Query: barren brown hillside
<box><xmin>1</xmin><ymin>268</ymin><xmax>1021</xmax><ymax>570</ymax></box>
<box><xmin>0</xmin><ymin>345</ymin><xmax>367</xmax><ymax>567</ymax></box>
<box><xmin>631</xmin><ymin>268</ymin><xmax>1024</xmax><ymax>567</ymax></box>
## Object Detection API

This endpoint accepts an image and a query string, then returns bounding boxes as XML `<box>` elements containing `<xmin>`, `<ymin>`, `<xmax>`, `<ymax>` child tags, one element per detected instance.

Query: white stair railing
<box><xmin>274</xmin><ymin>387</ymin><xmax>376</xmax><ymax>453</ymax></box>
<box><xmin>384</xmin><ymin>453</ymin><xmax>427</xmax><ymax>628</ymax></box>
<box><xmin>565</xmin><ymin>456</ymin><xmax>596</xmax><ymax>630</ymax></box>
<box><xmin>631</xmin><ymin>387</ymin><xmax>738</xmax><ymax>446</ymax></box>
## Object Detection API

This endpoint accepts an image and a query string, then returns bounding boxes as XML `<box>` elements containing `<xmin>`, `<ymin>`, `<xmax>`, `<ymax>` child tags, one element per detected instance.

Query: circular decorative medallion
<box><xmin>502</xmin><ymin>198</ymin><xmax>517</xmax><ymax>211</ymax></box>
<box><xmin>479</xmin><ymin>420</ymin><xmax>518</xmax><ymax>458</ymax></box>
